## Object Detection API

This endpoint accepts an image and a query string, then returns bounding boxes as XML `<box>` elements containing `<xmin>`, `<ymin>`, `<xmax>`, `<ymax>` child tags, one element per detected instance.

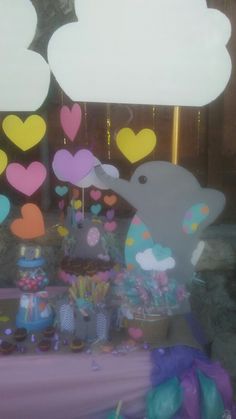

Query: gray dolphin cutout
<box><xmin>95</xmin><ymin>161</ymin><xmax>225</xmax><ymax>283</ymax></box>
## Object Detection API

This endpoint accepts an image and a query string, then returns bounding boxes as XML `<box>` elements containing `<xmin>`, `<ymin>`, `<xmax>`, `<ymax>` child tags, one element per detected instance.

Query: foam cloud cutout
<box><xmin>0</xmin><ymin>0</ymin><xmax>50</xmax><ymax>111</ymax></box>
<box><xmin>48</xmin><ymin>0</ymin><xmax>231</xmax><ymax>107</ymax></box>
<box><xmin>76</xmin><ymin>163</ymin><xmax>119</xmax><ymax>189</ymax></box>
<box><xmin>136</xmin><ymin>248</ymin><xmax>176</xmax><ymax>271</ymax></box>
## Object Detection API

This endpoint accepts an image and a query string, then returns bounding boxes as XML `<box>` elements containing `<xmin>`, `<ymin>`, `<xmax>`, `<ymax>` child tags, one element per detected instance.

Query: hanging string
<box><xmin>82</xmin><ymin>188</ymin><xmax>85</xmax><ymax>220</ymax></box>
<box><xmin>196</xmin><ymin>110</ymin><xmax>201</xmax><ymax>156</ymax></box>
<box><xmin>106</xmin><ymin>104</ymin><xmax>111</xmax><ymax>160</ymax></box>
<box><xmin>152</xmin><ymin>106</ymin><xmax>157</xmax><ymax>159</ymax></box>
<box><xmin>113</xmin><ymin>105</ymin><xmax>134</xmax><ymax>142</ymax></box>
<box><xmin>152</xmin><ymin>106</ymin><xmax>157</xmax><ymax>131</ymax></box>
<box><xmin>61</xmin><ymin>90</ymin><xmax>67</xmax><ymax>146</ymax></box>
<box><xmin>83</xmin><ymin>102</ymin><xmax>88</xmax><ymax>147</ymax></box>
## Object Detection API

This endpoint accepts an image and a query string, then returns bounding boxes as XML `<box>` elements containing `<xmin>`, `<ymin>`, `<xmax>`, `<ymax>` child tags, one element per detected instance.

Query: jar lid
<box><xmin>17</xmin><ymin>257</ymin><xmax>45</xmax><ymax>268</ymax></box>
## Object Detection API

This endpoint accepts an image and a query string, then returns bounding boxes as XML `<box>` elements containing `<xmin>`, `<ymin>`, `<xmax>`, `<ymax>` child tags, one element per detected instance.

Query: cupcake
<box><xmin>0</xmin><ymin>341</ymin><xmax>16</xmax><ymax>355</ymax></box>
<box><xmin>38</xmin><ymin>339</ymin><xmax>51</xmax><ymax>352</ymax></box>
<box><xmin>70</xmin><ymin>338</ymin><xmax>85</xmax><ymax>353</ymax></box>
<box><xmin>43</xmin><ymin>326</ymin><xmax>55</xmax><ymax>338</ymax></box>
<box><xmin>14</xmin><ymin>328</ymin><xmax>27</xmax><ymax>342</ymax></box>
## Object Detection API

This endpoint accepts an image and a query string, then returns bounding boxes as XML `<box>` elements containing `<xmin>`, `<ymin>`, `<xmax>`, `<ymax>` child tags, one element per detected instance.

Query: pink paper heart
<box><xmin>60</xmin><ymin>103</ymin><xmax>82</xmax><ymax>141</ymax></box>
<box><xmin>104</xmin><ymin>221</ymin><xmax>117</xmax><ymax>232</ymax></box>
<box><xmin>52</xmin><ymin>149</ymin><xmax>95</xmax><ymax>186</ymax></box>
<box><xmin>59</xmin><ymin>270</ymin><xmax>76</xmax><ymax>285</ymax></box>
<box><xmin>128</xmin><ymin>327</ymin><xmax>143</xmax><ymax>341</ymax></box>
<box><xmin>96</xmin><ymin>271</ymin><xmax>110</xmax><ymax>282</ymax></box>
<box><xmin>90</xmin><ymin>189</ymin><xmax>102</xmax><ymax>201</ymax></box>
<box><xmin>6</xmin><ymin>162</ymin><xmax>47</xmax><ymax>196</ymax></box>
<box><xmin>58</xmin><ymin>200</ymin><xmax>65</xmax><ymax>210</ymax></box>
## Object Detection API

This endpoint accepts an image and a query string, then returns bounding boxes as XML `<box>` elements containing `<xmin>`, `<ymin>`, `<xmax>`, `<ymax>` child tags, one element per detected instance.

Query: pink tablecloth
<box><xmin>0</xmin><ymin>351</ymin><xmax>150</xmax><ymax>419</ymax></box>
<box><xmin>0</xmin><ymin>289</ymin><xmax>202</xmax><ymax>419</ymax></box>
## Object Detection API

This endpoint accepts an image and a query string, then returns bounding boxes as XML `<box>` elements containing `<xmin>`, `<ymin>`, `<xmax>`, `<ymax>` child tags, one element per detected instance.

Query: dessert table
<box><xmin>0</xmin><ymin>287</ymin><xmax>217</xmax><ymax>419</ymax></box>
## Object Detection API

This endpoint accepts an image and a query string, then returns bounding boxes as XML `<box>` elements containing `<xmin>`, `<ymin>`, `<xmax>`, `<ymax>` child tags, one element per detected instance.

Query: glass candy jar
<box><xmin>16</xmin><ymin>245</ymin><xmax>54</xmax><ymax>332</ymax></box>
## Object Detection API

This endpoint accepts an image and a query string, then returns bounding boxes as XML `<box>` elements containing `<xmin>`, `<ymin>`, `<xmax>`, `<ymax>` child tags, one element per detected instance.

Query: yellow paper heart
<box><xmin>71</xmin><ymin>199</ymin><xmax>82</xmax><ymax>210</ymax></box>
<box><xmin>0</xmin><ymin>150</ymin><xmax>8</xmax><ymax>175</ymax></box>
<box><xmin>2</xmin><ymin>115</ymin><xmax>46</xmax><ymax>151</ymax></box>
<box><xmin>57</xmin><ymin>226</ymin><xmax>69</xmax><ymax>237</ymax></box>
<box><xmin>116</xmin><ymin>128</ymin><xmax>157</xmax><ymax>163</ymax></box>
<box><xmin>0</xmin><ymin>315</ymin><xmax>10</xmax><ymax>322</ymax></box>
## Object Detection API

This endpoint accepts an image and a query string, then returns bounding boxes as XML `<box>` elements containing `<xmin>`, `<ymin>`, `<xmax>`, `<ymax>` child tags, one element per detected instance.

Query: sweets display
<box><xmin>14</xmin><ymin>327</ymin><xmax>27</xmax><ymax>342</ymax></box>
<box><xmin>59</xmin><ymin>256</ymin><xmax>117</xmax><ymax>285</ymax></box>
<box><xmin>17</xmin><ymin>265</ymin><xmax>49</xmax><ymax>292</ymax></box>
<box><xmin>15</xmin><ymin>245</ymin><xmax>54</xmax><ymax>332</ymax></box>
<box><xmin>0</xmin><ymin>341</ymin><xmax>16</xmax><ymax>355</ymax></box>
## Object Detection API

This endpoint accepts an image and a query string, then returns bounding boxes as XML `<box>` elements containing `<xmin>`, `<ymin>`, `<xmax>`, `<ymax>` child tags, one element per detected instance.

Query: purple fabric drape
<box><xmin>0</xmin><ymin>351</ymin><xmax>150</xmax><ymax>419</ymax></box>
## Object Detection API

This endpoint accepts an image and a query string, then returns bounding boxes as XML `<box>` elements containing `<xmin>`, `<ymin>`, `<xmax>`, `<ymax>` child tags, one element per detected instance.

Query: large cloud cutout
<box><xmin>0</xmin><ymin>0</ymin><xmax>50</xmax><ymax>111</ymax></box>
<box><xmin>48</xmin><ymin>0</ymin><xmax>231</xmax><ymax>107</ymax></box>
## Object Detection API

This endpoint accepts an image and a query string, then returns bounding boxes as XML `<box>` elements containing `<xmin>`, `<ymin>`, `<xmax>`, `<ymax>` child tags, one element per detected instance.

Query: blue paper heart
<box><xmin>0</xmin><ymin>195</ymin><xmax>10</xmax><ymax>223</ymax></box>
<box><xmin>55</xmin><ymin>185</ymin><xmax>69</xmax><ymax>197</ymax></box>
<box><xmin>90</xmin><ymin>204</ymin><xmax>102</xmax><ymax>215</ymax></box>
<box><xmin>152</xmin><ymin>243</ymin><xmax>172</xmax><ymax>261</ymax></box>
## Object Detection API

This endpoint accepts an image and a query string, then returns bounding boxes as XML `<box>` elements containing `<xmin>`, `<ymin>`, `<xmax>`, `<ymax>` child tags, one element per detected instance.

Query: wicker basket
<box><xmin>125</xmin><ymin>313</ymin><xmax>170</xmax><ymax>344</ymax></box>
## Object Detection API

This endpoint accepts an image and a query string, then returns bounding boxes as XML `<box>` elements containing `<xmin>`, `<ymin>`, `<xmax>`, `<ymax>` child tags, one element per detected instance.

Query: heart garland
<box><xmin>10</xmin><ymin>204</ymin><xmax>45</xmax><ymax>239</ymax></box>
<box><xmin>116</xmin><ymin>128</ymin><xmax>157</xmax><ymax>163</ymax></box>
<box><xmin>6</xmin><ymin>162</ymin><xmax>47</xmax><ymax>196</ymax></box>
<box><xmin>2</xmin><ymin>115</ymin><xmax>46</xmax><ymax>151</ymax></box>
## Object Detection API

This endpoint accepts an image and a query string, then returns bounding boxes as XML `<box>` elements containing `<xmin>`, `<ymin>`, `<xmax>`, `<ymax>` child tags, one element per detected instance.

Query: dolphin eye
<box><xmin>138</xmin><ymin>175</ymin><xmax>147</xmax><ymax>184</ymax></box>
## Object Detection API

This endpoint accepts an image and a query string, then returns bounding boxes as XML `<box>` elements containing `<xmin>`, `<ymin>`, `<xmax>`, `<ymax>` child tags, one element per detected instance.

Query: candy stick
<box><xmin>69</xmin><ymin>287</ymin><xmax>77</xmax><ymax>301</ymax></box>
<box><xmin>76</xmin><ymin>277</ymin><xmax>80</xmax><ymax>296</ymax></box>
<box><xmin>86</xmin><ymin>278</ymin><xmax>92</xmax><ymax>301</ymax></box>
<box><xmin>97</xmin><ymin>284</ymin><xmax>102</xmax><ymax>303</ymax></box>
<box><xmin>100</xmin><ymin>283</ymin><xmax>105</xmax><ymax>301</ymax></box>
<box><xmin>72</xmin><ymin>282</ymin><xmax>77</xmax><ymax>297</ymax></box>
<box><xmin>92</xmin><ymin>281</ymin><xmax>96</xmax><ymax>304</ymax></box>
<box><xmin>77</xmin><ymin>276</ymin><xmax>82</xmax><ymax>298</ymax></box>
<box><xmin>103</xmin><ymin>283</ymin><xmax>109</xmax><ymax>299</ymax></box>
<box><xmin>115</xmin><ymin>401</ymin><xmax>122</xmax><ymax>419</ymax></box>
<box><xmin>81</xmin><ymin>277</ymin><xmax>85</xmax><ymax>298</ymax></box>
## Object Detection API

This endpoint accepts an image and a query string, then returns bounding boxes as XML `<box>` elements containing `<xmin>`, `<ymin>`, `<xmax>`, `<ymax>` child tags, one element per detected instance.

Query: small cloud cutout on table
<box><xmin>136</xmin><ymin>248</ymin><xmax>176</xmax><ymax>271</ymax></box>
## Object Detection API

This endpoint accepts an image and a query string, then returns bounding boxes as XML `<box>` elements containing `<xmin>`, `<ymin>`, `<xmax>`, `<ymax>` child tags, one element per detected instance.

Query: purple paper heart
<box><xmin>106</xmin><ymin>209</ymin><xmax>115</xmax><ymax>221</ymax></box>
<box><xmin>52</xmin><ymin>149</ymin><xmax>95</xmax><ymax>186</ymax></box>
<box><xmin>75</xmin><ymin>211</ymin><xmax>83</xmax><ymax>223</ymax></box>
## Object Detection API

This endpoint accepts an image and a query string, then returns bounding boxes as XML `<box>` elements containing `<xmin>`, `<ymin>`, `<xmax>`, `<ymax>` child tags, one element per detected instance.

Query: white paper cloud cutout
<box><xmin>0</xmin><ymin>0</ymin><xmax>50</xmax><ymax>111</ymax></box>
<box><xmin>136</xmin><ymin>248</ymin><xmax>176</xmax><ymax>271</ymax></box>
<box><xmin>76</xmin><ymin>163</ymin><xmax>119</xmax><ymax>189</ymax></box>
<box><xmin>48</xmin><ymin>0</ymin><xmax>231</xmax><ymax>107</ymax></box>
